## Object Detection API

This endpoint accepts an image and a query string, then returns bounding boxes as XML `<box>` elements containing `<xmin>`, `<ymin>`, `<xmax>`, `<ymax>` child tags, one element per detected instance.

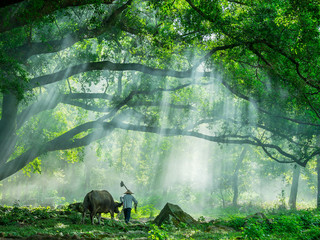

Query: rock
<box><xmin>153</xmin><ymin>202</ymin><xmax>198</xmax><ymax>226</ymax></box>
<box><xmin>245</xmin><ymin>212</ymin><xmax>273</xmax><ymax>225</ymax></box>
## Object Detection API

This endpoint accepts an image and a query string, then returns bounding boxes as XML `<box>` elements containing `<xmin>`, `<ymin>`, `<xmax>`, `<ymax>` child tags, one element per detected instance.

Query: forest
<box><xmin>1</xmin><ymin>0</ymin><xmax>320</xmax><ymax>239</ymax></box>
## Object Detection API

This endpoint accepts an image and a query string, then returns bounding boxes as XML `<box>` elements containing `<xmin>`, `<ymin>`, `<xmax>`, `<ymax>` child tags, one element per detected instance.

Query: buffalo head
<box><xmin>114</xmin><ymin>201</ymin><xmax>123</xmax><ymax>213</ymax></box>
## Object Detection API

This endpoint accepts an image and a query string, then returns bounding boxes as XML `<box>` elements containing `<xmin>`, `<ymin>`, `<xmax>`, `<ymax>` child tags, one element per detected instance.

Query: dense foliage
<box><xmin>1</xmin><ymin>0</ymin><xmax>320</xmax><ymax>180</ymax></box>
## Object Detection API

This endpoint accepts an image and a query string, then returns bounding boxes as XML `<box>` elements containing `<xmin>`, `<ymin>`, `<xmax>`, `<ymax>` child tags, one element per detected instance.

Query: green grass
<box><xmin>1</xmin><ymin>205</ymin><xmax>320</xmax><ymax>239</ymax></box>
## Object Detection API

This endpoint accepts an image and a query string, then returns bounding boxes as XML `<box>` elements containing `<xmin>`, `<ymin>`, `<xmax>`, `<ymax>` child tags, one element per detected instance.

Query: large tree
<box><xmin>1</xmin><ymin>0</ymin><xmax>320</xmax><ymax>181</ymax></box>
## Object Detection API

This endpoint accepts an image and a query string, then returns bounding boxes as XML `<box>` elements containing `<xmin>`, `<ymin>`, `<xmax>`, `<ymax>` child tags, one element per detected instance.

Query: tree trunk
<box><xmin>0</xmin><ymin>93</ymin><xmax>18</xmax><ymax>164</ymax></box>
<box><xmin>317</xmin><ymin>155</ymin><xmax>320</xmax><ymax>209</ymax></box>
<box><xmin>118</xmin><ymin>71</ymin><xmax>123</xmax><ymax>96</ymax></box>
<box><xmin>219</xmin><ymin>187</ymin><xmax>226</xmax><ymax>208</ymax></box>
<box><xmin>288</xmin><ymin>164</ymin><xmax>300</xmax><ymax>210</ymax></box>
<box><xmin>219</xmin><ymin>153</ymin><xmax>226</xmax><ymax>208</ymax></box>
<box><xmin>316</xmin><ymin>136</ymin><xmax>320</xmax><ymax>209</ymax></box>
<box><xmin>232</xmin><ymin>147</ymin><xmax>247</xmax><ymax>207</ymax></box>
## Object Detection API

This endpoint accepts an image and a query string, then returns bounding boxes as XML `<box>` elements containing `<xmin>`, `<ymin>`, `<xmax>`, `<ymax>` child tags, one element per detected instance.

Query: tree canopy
<box><xmin>1</xmin><ymin>0</ymin><xmax>320</xmax><ymax>181</ymax></box>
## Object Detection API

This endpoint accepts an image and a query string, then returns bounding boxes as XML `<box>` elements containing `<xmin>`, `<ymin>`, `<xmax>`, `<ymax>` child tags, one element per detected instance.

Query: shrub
<box><xmin>148</xmin><ymin>224</ymin><xmax>170</xmax><ymax>240</ymax></box>
<box><xmin>241</xmin><ymin>220</ymin><xmax>267</xmax><ymax>239</ymax></box>
<box><xmin>224</xmin><ymin>216</ymin><xmax>247</xmax><ymax>230</ymax></box>
<box><xmin>272</xmin><ymin>215</ymin><xmax>302</xmax><ymax>234</ymax></box>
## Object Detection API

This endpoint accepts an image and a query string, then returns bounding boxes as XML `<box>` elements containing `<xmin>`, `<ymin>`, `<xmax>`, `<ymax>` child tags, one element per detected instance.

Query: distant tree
<box><xmin>232</xmin><ymin>147</ymin><xmax>247</xmax><ymax>207</ymax></box>
<box><xmin>289</xmin><ymin>164</ymin><xmax>301</xmax><ymax>209</ymax></box>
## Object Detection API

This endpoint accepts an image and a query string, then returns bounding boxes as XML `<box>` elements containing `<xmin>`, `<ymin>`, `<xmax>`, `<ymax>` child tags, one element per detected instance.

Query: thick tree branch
<box><xmin>17</xmin><ymin>92</ymin><xmax>114</xmax><ymax>129</ymax></box>
<box><xmin>11</xmin><ymin>0</ymin><xmax>133</xmax><ymax>60</ymax></box>
<box><xmin>0</xmin><ymin>121</ymin><xmax>116</xmax><ymax>181</ymax></box>
<box><xmin>188</xmin><ymin>117</ymin><xmax>318</xmax><ymax>148</ymax></box>
<box><xmin>111</xmin><ymin>121</ymin><xmax>306</xmax><ymax>165</ymax></box>
<box><xmin>185</xmin><ymin>0</ymin><xmax>234</xmax><ymax>39</ymax></box>
<box><xmin>29</xmin><ymin>61</ymin><xmax>192</xmax><ymax>87</ymax></box>
<box><xmin>27</xmin><ymin>46</ymin><xmax>320</xmax><ymax>129</ymax></box>
<box><xmin>303</xmin><ymin>93</ymin><xmax>320</xmax><ymax>120</ymax></box>
<box><xmin>128</xmin><ymin>101</ymin><xmax>197</xmax><ymax>111</ymax></box>
<box><xmin>263</xmin><ymin>41</ymin><xmax>320</xmax><ymax>90</ymax></box>
<box><xmin>185</xmin><ymin>0</ymin><xmax>213</xmax><ymax>22</ymax></box>
<box><xmin>1</xmin><ymin>86</ymin><xmax>140</xmax><ymax>180</ymax></box>
<box><xmin>0</xmin><ymin>0</ymin><xmax>114</xmax><ymax>34</ymax></box>
<box><xmin>0</xmin><ymin>0</ymin><xmax>24</xmax><ymax>8</ymax></box>
<box><xmin>29</xmin><ymin>41</ymin><xmax>257</xmax><ymax>88</ymax></box>
<box><xmin>0</xmin><ymin>116</ymin><xmax>310</xmax><ymax>181</ymax></box>
<box><xmin>220</xmin><ymin>78</ymin><xmax>320</xmax><ymax>127</ymax></box>
<box><xmin>18</xmin><ymin>82</ymin><xmax>198</xmax><ymax>130</ymax></box>
<box><xmin>65</xmin><ymin>93</ymin><xmax>114</xmax><ymax>100</ymax></box>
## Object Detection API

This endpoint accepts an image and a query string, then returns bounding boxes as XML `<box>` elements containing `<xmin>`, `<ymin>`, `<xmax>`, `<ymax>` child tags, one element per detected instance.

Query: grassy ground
<box><xmin>0</xmin><ymin>205</ymin><xmax>320</xmax><ymax>239</ymax></box>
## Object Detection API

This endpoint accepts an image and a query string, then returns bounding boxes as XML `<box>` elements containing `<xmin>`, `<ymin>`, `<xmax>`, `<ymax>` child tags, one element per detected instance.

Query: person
<box><xmin>120</xmin><ymin>189</ymin><xmax>138</xmax><ymax>224</ymax></box>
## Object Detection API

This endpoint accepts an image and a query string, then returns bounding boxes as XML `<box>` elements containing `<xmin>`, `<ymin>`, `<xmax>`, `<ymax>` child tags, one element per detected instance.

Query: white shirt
<box><xmin>120</xmin><ymin>194</ymin><xmax>138</xmax><ymax>209</ymax></box>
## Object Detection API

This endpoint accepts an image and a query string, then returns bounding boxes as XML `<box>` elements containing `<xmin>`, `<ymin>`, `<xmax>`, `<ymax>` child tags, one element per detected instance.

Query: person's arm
<box><xmin>133</xmin><ymin>196</ymin><xmax>138</xmax><ymax>212</ymax></box>
<box><xmin>132</xmin><ymin>196</ymin><xmax>138</xmax><ymax>205</ymax></box>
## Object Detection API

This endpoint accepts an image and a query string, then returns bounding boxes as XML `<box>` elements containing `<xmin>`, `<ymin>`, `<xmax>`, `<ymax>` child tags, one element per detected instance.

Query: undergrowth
<box><xmin>0</xmin><ymin>205</ymin><xmax>320</xmax><ymax>239</ymax></box>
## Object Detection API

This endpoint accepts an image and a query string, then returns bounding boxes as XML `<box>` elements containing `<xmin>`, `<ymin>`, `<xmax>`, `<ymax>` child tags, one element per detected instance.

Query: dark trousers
<box><xmin>123</xmin><ymin>208</ymin><xmax>132</xmax><ymax>223</ymax></box>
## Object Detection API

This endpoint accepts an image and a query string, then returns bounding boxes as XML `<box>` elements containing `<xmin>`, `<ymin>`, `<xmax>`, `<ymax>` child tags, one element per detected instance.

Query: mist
<box><xmin>1</xmin><ymin>51</ymin><xmax>318</xmax><ymax>217</ymax></box>
<box><xmin>1</xmin><ymin>123</ymin><xmax>317</xmax><ymax>215</ymax></box>
<box><xmin>1</xmin><ymin>0</ymin><xmax>319</xmax><ymax>223</ymax></box>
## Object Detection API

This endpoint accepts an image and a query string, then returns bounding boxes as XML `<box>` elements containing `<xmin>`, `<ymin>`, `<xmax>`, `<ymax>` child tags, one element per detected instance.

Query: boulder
<box><xmin>153</xmin><ymin>203</ymin><xmax>198</xmax><ymax>226</ymax></box>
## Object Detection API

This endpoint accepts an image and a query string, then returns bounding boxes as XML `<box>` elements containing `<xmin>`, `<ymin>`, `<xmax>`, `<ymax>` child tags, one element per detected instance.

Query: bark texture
<box><xmin>232</xmin><ymin>147</ymin><xmax>247</xmax><ymax>207</ymax></box>
<box><xmin>289</xmin><ymin>164</ymin><xmax>300</xmax><ymax>210</ymax></box>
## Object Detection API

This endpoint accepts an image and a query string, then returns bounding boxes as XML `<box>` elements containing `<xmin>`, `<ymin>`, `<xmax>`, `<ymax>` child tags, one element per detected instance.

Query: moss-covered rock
<box><xmin>153</xmin><ymin>203</ymin><xmax>198</xmax><ymax>226</ymax></box>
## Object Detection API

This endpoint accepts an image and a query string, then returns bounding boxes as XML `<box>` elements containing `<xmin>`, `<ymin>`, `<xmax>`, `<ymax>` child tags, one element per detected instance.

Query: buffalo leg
<box><xmin>90</xmin><ymin>210</ymin><xmax>96</xmax><ymax>224</ymax></box>
<box><xmin>97</xmin><ymin>213</ymin><xmax>102</xmax><ymax>225</ymax></box>
<box><xmin>82</xmin><ymin>209</ymin><xmax>87</xmax><ymax>224</ymax></box>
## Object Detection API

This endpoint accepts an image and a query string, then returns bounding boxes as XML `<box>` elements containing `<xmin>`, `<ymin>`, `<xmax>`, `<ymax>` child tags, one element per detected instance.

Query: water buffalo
<box><xmin>82</xmin><ymin>190</ymin><xmax>122</xmax><ymax>224</ymax></box>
